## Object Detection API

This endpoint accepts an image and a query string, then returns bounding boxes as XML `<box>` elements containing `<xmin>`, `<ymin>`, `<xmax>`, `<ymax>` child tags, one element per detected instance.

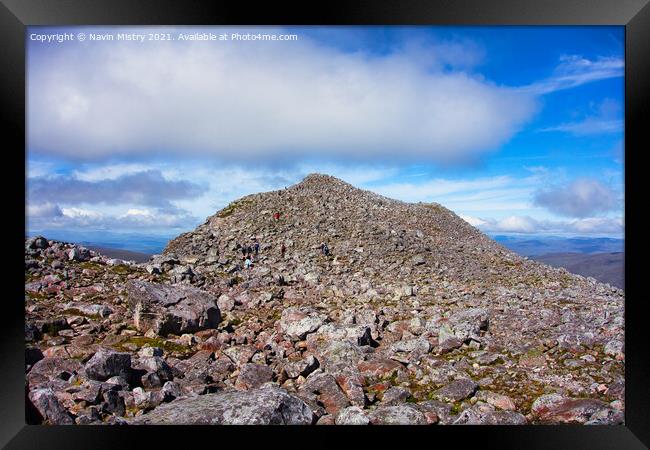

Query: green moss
<box><xmin>25</xmin><ymin>273</ymin><xmax>38</xmax><ymax>283</ymax></box>
<box><xmin>125</xmin><ymin>406</ymin><xmax>140</xmax><ymax>417</ymax></box>
<box><xmin>229</xmin><ymin>317</ymin><xmax>244</xmax><ymax>327</ymax></box>
<box><xmin>78</xmin><ymin>261</ymin><xmax>102</xmax><ymax>271</ymax></box>
<box><xmin>217</xmin><ymin>199</ymin><xmax>252</xmax><ymax>218</ymax></box>
<box><xmin>26</xmin><ymin>291</ymin><xmax>49</xmax><ymax>302</ymax></box>
<box><xmin>387</xmin><ymin>371</ymin><xmax>399</xmax><ymax>386</ymax></box>
<box><xmin>268</xmin><ymin>311</ymin><xmax>281</xmax><ymax>323</ymax></box>
<box><xmin>110</xmin><ymin>264</ymin><xmax>132</xmax><ymax>275</ymax></box>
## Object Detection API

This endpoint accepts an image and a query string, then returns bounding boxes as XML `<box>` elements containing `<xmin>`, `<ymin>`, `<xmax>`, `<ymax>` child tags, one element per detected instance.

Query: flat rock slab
<box><xmin>129</xmin><ymin>384</ymin><xmax>313</xmax><ymax>425</ymax></box>
<box><xmin>531</xmin><ymin>394</ymin><xmax>615</xmax><ymax>424</ymax></box>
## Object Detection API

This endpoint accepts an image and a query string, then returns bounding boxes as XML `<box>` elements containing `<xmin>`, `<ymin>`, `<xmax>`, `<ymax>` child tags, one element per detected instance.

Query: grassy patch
<box><xmin>110</xmin><ymin>264</ymin><xmax>132</xmax><ymax>275</ymax></box>
<box><xmin>78</xmin><ymin>261</ymin><xmax>103</xmax><ymax>271</ymax></box>
<box><xmin>26</xmin><ymin>291</ymin><xmax>49</xmax><ymax>302</ymax></box>
<box><xmin>217</xmin><ymin>199</ymin><xmax>252</xmax><ymax>218</ymax></box>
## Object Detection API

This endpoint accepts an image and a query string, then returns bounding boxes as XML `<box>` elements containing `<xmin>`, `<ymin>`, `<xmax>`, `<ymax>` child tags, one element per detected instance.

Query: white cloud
<box><xmin>73</xmin><ymin>163</ymin><xmax>152</xmax><ymax>181</ymax></box>
<box><xmin>539</xmin><ymin>98</ymin><xmax>623</xmax><ymax>135</ymax></box>
<box><xmin>534</xmin><ymin>178</ymin><xmax>619</xmax><ymax>218</ymax></box>
<box><xmin>27</xmin><ymin>202</ymin><xmax>198</xmax><ymax>231</ymax></box>
<box><xmin>27</xmin><ymin>202</ymin><xmax>62</xmax><ymax>218</ymax></box>
<box><xmin>521</xmin><ymin>55</ymin><xmax>624</xmax><ymax>95</ymax></box>
<box><xmin>491</xmin><ymin>216</ymin><xmax>539</xmax><ymax>233</ymax></box>
<box><xmin>60</xmin><ymin>207</ymin><xmax>102</xmax><ymax>219</ymax></box>
<box><xmin>540</xmin><ymin>119</ymin><xmax>622</xmax><ymax>135</ymax></box>
<box><xmin>120</xmin><ymin>208</ymin><xmax>155</xmax><ymax>218</ymax></box>
<box><xmin>28</xmin><ymin>28</ymin><xmax>537</xmax><ymax>164</ymax></box>
<box><xmin>370</xmin><ymin>176</ymin><xmax>513</xmax><ymax>202</ymax></box>
<box><xmin>459</xmin><ymin>215</ymin><xmax>487</xmax><ymax>227</ymax></box>
<box><xmin>568</xmin><ymin>217</ymin><xmax>623</xmax><ymax>234</ymax></box>
<box><xmin>464</xmin><ymin>214</ymin><xmax>623</xmax><ymax>236</ymax></box>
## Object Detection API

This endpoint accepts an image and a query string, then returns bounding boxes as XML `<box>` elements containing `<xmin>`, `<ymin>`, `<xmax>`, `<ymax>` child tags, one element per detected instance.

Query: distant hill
<box><xmin>492</xmin><ymin>235</ymin><xmax>623</xmax><ymax>256</ymax></box>
<box><xmin>532</xmin><ymin>252</ymin><xmax>624</xmax><ymax>289</ymax></box>
<box><xmin>26</xmin><ymin>230</ymin><xmax>172</xmax><ymax>254</ymax></box>
<box><xmin>84</xmin><ymin>245</ymin><xmax>152</xmax><ymax>263</ymax></box>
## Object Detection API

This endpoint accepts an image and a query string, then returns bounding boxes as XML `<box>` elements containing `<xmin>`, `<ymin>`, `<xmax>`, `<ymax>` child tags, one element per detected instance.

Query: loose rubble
<box><xmin>25</xmin><ymin>174</ymin><xmax>625</xmax><ymax>425</ymax></box>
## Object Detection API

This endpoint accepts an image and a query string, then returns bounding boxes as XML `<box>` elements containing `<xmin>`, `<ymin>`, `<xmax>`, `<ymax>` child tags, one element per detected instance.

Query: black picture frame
<box><xmin>2</xmin><ymin>0</ymin><xmax>648</xmax><ymax>448</ymax></box>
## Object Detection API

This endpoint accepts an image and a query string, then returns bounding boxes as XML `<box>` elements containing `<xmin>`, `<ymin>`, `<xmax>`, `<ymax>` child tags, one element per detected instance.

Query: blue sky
<box><xmin>26</xmin><ymin>26</ymin><xmax>624</xmax><ymax>240</ymax></box>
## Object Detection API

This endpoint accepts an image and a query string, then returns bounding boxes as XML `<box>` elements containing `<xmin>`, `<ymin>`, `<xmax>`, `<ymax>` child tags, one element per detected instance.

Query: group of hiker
<box><xmin>239</xmin><ymin>239</ymin><xmax>260</xmax><ymax>270</ymax></box>
<box><xmin>236</xmin><ymin>211</ymin><xmax>331</xmax><ymax>271</ymax></box>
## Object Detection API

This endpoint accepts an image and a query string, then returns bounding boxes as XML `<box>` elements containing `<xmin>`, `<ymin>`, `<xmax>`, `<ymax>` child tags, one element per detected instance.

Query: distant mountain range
<box><xmin>26</xmin><ymin>230</ymin><xmax>171</xmax><ymax>254</ymax></box>
<box><xmin>83</xmin><ymin>245</ymin><xmax>152</xmax><ymax>264</ymax></box>
<box><xmin>491</xmin><ymin>235</ymin><xmax>624</xmax><ymax>256</ymax></box>
<box><xmin>28</xmin><ymin>227</ymin><xmax>625</xmax><ymax>288</ymax></box>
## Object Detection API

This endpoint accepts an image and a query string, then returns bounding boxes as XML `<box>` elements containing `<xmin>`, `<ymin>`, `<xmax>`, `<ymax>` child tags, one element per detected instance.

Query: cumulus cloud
<box><xmin>461</xmin><ymin>214</ymin><xmax>623</xmax><ymax>236</ymax></box>
<box><xmin>28</xmin><ymin>28</ymin><xmax>537</xmax><ymax>164</ymax></box>
<box><xmin>27</xmin><ymin>202</ymin><xmax>63</xmax><ymax>218</ymax></box>
<box><xmin>27</xmin><ymin>202</ymin><xmax>199</xmax><ymax>231</ymax></box>
<box><xmin>533</xmin><ymin>178</ymin><xmax>618</xmax><ymax>218</ymax></box>
<box><xmin>27</xmin><ymin>170</ymin><xmax>206</xmax><ymax>209</ymax></box>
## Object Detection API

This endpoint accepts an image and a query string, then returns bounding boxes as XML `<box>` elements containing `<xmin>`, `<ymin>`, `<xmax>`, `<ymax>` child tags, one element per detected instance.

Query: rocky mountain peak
<box><xmin>297</xmin><ymin>173</ymin><xmax>352</xmax><ymax>188</ymax></box>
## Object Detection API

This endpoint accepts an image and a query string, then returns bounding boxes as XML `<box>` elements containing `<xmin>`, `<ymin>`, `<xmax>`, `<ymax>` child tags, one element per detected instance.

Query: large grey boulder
<box><xmin>278</xmin><ymin>307</ymin><xmax>326</xmax><ymax>341</ymax></box>
<box><xmin>448</xmin><ymin>308</ymin><xmax>489</xmax><ymax>342</ymax></box>
<box><xmin>84</xmin><ymin>349</ymin><xmax>132</xmax><ymax>381</ymax></box>
<box><xmin>67</xmin><ymin>246</ymin><xmax>91</xmax><ymax>262</ymax></box>
<box><xmin>27</xmin><ymin>236</ymin><xmax>49</xmax><ymax>250</ymax></box>
<box><xmin>129</xmin><ymin>384</ymin><xmax>314</xmax><ymax>425</ymax></box>
<box><xmin>126</xmin><ymin>280</ymin><xmax>221</xmax><ymax>336</ymax></box>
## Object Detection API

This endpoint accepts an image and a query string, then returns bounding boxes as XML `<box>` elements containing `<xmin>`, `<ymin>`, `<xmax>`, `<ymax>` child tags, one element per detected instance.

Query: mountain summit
<box><xmin>165</xmin><ymin>173</ymin><xmax>513</xmax><ymax>286</ymax></box>
<box><xmin>24</xmin><ymin>174</ymin><xmax>624</xmax><ymax>425</ymax></box>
